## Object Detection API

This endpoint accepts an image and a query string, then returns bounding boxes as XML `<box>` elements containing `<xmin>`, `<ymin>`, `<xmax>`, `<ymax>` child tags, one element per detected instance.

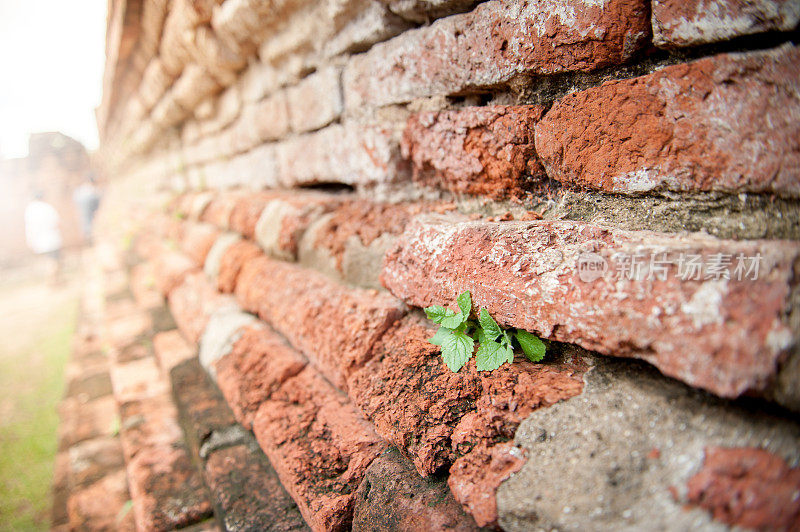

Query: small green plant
<box><xmin>425</xmin><ymin>290</ymin><xmax>546</xmax><ymax>372</ymax></box>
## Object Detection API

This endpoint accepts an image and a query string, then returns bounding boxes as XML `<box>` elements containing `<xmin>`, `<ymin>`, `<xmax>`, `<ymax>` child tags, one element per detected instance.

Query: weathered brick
<box><xmin>57</xmin><ymin>396</ymin><xmax>118</xmax><ymax>450</ymax></box>
<box><xmin>235</xmin><ymin>255</ymin><xmax>405</xmax><ymax>390</ymax></box>
<box><xmin>168</xmin><ymin>271</ymin><xmax>237</xmax><ymax>344</ymax></box>
<box><xmin>154</xmin><ymin>249</ymin><xmax>199</xmax><ymax>295</ymax></box>
<box><xmin>180</xmin><ymin>222</ymin><xmax>221</xmax><ymax>266</ymax></box>
<box><xmin>230</xmin><ymin>91</ymin><xmax>290</xmax><ymax>153</ymax></box>
<box><xmin>254</xmin><ymin>194</ymin><xmax>340</xmax><ymax>261</ymax></box>
<box><xmin>204</xmin><ymin>443</ymin><xmax>310</xmax><ymax>531</ymax></box>
<box><xmin>352</xmin><ymin>447</ymin><xmax>481</xmax><ymax>531</ymax></box>
<box><xmin>228</xmin><ymin>192</ymin><xmax>277</xmax><ymax>238</ymax></box>
<box><xmin>191</xmin><ymin>25</ymin><xmax>247</xmax><ymax>86</ymax></box>
<box><xmin>496</xmin><ymin>357</ymin><xmax>800</xmax><ymax>531</ymax></box>
<box><xmin>204</xmin><ymin>232</ymin><xmax>241</xmax><ymax>282</ymax></box>
<box><xmin>403</xmin><ymin>105</ymin><xmax>546</xmax><ymax>199</ymax></box>
<box><xmin>65</xmin><ymin>369</ymin><xmax>113</xmax><ymax>402</ymax></box>
<box><xmin>322</xmin><ymin>0</ymin><xmax>409</xmax><ymax>58</ymax></box>
<box><xmin>379</xmin><ymin>0</ymin><xmax>479</xmax><ymax>23</ymax></box>
<box><xmin>215</xmin><ymin>324</ymin><xmax>307</xmax><ymax>429</ymax></box>
<box><xmin>130</xmin><ymin>262</ymin><xmax>163</xmax><ymax>310</ymax></box>
<box><xmin>276</xmin><ymin>122</ymin><xmax>405</xmax><ymax>188</ymax></box>
<box><xmin>382</xmin><ymin>216</ymin><xmax>800</xmax><ymax>404</ymax></box>
<box><xmin>170</xmin><ymin>358</ymin><xmax>238</xmax><ymax>448</ymax></box>
<box><xmin>67</xmin><ymin>437</ymin><xmax>125</xmax><ymax>488</ymax></box>
<box><xmin>535</xmin><ymin>45</ymin><xmax>800</xmax><ymax>196</ymax></box>
<box><xmin>652</xmin><ymin>0</ymin><xmax>800</xmax><ymax>47</ymax></box>
<box><xmin>66</xmin><ymin>470</ymin><xmax>135</xmax><ymax>532</ymax></box>
<box><xmin>127</xmin><ymin>445</ymin><xmax>213</xmax><ymax>531</ymax></box>
<box><xmin>119</xmin><ymin>394</ymin><xmax>184</xmax><ymax>461</ymax></box>
<box><xmin>139</xmin><ymin>58</ymin><xmax>175</xmax><ymax>110</ymax></box>
<box><xmin>201</xmin><ymin>192</ymin><xmax>243</xmax><ymax>228</ymax></box>
<box><xmin>344</xmin><ymin>0</ymin><xmax>650</xmax><ymax>109</ymax></box>
<box><xmin>448</xmin><ymin>441</ymin><xmax>525</xmax><ymax>527</ymax></box>
<box><xmin>110</xmin><ymin>357</ymin><xmax>169</xmax><ymax>403</ymax></box>
<box><xmin>105</xmin><ymin>309</ymin><xmax>152</xmax><ymax>347</ymax></box>
<box><xmin>347</xmin><ymin>315</ymin><xmax>585</xmax><ymax>476</ymax></box>
<box><xmin>153</xmin><ymin>329</ymin><xmax>196</xmax><ymax>374</ymax></box>
<box><xmin>287</xmin><ymin>66</ymin><xmax>343</xmax><ymax>133</ymax></box>
<box><xmin>252</xmin><ymin>367</ymin><xmax>387</xmax><ymax>532</ymax></box>
<box><xmin>217</xmin><ymin>239</ymin><xmax>262</xmax><ymax>293</ymax></box>
<box><xmin>686</xmin><ymin>446</ymin><xmax>800</xmax><ymax>530</ymax></box>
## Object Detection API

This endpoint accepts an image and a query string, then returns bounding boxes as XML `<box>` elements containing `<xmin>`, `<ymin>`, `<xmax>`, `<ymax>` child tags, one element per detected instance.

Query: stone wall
<box><xmin>55</xmin><ymin>1</ymin><xmax>800</xmax><ymax>530</ymax></box>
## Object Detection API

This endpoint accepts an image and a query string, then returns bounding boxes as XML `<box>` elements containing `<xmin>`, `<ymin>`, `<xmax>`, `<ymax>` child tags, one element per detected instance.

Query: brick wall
<box><xmin>55</xmin><ymin>1</ymin><xmax>800</xmax><ymax>530</ymax></box>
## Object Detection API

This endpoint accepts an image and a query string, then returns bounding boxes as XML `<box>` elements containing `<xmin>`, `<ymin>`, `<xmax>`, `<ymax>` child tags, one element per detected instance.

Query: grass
<box><xmin>0</xmin><ymin>286</ymin><xmax>77</xmax><ymax>531</ymax></box>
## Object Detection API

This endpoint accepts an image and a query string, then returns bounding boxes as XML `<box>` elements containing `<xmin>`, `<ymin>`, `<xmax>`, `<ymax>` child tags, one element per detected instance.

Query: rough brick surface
<box><xmin>153</xmin><ymin>329</ymin><xmax>196</xmax><ymax>374</ymax></box>
<box><xmin>154</xmin><ymin>250</ymin><xmax>199</xmax><ymax>295</ymax></box>
<box><xmin>217</xmin><ymin>238</ymin><xmax>262</xmax><ymax>293</ymax></box>
<box><xmin>276</xmin><ymin>122</ymin><xmax>405</xmax><ymax>188</ymax></box>
<box><xmin>348</xmin><ymin>315</ymin><xmax>586</xmax><ymax>477</ymax></box>
<box><xmin>685</xmin><ymin>446</ymin><xmax>800</xmax><ymax>530</ymax></box>
<box><xmin>127</xmin><ymin>445</ymin><xmax>213</xmax><ymax>531</ymax></box>
<box><xmin>180</xmin><ymin>222</ymin><xmax>221</xmax><ymax>266</ymax></box>
<box><xmin>496</xmin><ymin>357</ymin><xmax>800</xmax><ymax>531</ymax></box>
<box><xmin>252</xmin><ymin>367</ymin><xmax>387</xmax><ymax>532</ymax></box>
<box><xmin>652</xmin><ymin>0</ymin><xmax>800</xmax><ymax>47</ymax></box>
<box><xmin>382</xmin><ymin>217</ymin><xmax>800</xmax><ymax>402</ymax></box>
<box><xmin>215</xmin><ymin>324</ymin><xmax>307</xmax><ymax>429</ymax></box>
<box><xmin>403</xmin><ymin>105</ymin><xmax>546</xmax><ymax>199</ymax></box>
<box><xmin>204</xmin><ymin>444</ymin><xmax>310</xmax><ymax>532</ymax></box>
<box><xmin>286</xmin><ymin>66</ymin><xmax>343</xmax><ymax>133</ymax></box>
<box><xmin>235</xmin><ymin>255</ymin><xmax>405</xmax><ymax>390</ymax></box>
<box><xmin>535</xmin><ymin>45</ymin><xmax>800</xmax><ymax>196</ymax></box>
<box><xmin>57</xmin><ymin>396</ymin><xmax>118</xmax><ymax>450</ymax></box>
<box><xmin>169</xmin><ymin>271</ymin><xmax>236</xmax><ymax>344</ymax></box>
<box><xmin>66</xmin><ymin>469</ymin><xmax>135</xmax><ymax>532</ymax></box>
<box><xmin>448</xmin><ymin>442</ymin><xmax>525</xmax><ymax>527</ymax></box>
<box><xmin>351</xmin><ymin>447</ymin><xmax>481</xmax><ymax>531</ymax></box>
<box><xmin>344</xmin><ymin>0</ymin><xmax>650</xmax><ymax>108</ymax></box>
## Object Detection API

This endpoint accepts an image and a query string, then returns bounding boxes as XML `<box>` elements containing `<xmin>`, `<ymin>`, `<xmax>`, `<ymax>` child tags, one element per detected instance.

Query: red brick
<box><xmin>180</xmin><ymin>222</ymin><xmax>221</xmax><ymax>266</ymax></box>
<box><xmin>153</xmin><ymin>329</ymin><xmax>196</xmax><ymax>374</ymax></box>
<box><xmin>235</xmin><ymin>255</ymin><xmax>406</xmax><ymax>390</ymax></box>
<box><xmin>168</xmin><ymin>271</ymin><xmax>236</xmax><ymax>344</ymax></box>
<box><xmin>352</xmin><ymin>447</ymin><xmax>480</xmax><ymax>531</ymax></box>
<box><xmin>252</xmin><ymin>367</ymin><xmax>387</xmax><ymax>532</ymax></box>
<box><xmin>127</xmin><ymin>445</ymin><xmax>213</xmax><ymax>531</ymax></box>
<box><xmin>154</xmin><ymin>250</ymin><xmax>199</xmax><ymax>295</ymax></box>
<box><xmin>379</xmin><ymin>0</ymin><xmax>480</xmax><ymax>23</ymax></box>
<box><xmin>110</xmin><ymin>357</ymin><xmax>169</xmax><ymax>403</ymax></box>
<box><xmin>215</xmin><ymin>324</ymin><xmax>307</xmax><ymax>429</ymax></box>
<box><xmin>201</xmin><ymin>192</ymin><xmax>244</xmax><ymax>229</ymax></box>
<box><xmin>204</xmin><ymin>444</ymin><xmax>308</xmax><ymax>531</ymax></box>
<box><xmin>57</xmin><ymin>396</ymin><xmax>118</xmax><ymax>450</ymax></box>
<box><xmin>402</xmin><ymin>105</ymin><xmax>546</xmax><ymax>199</ymax></box>
<box><xmin>228</xmin><ymin>192</ymin><xmax>276</xmax><ymax>239</ymax></box>
<box><xmin>382</xmin><ymin>217</ymin><xmax>800</xmax><ymax>401</ymax></box>
<box><xmin>119</xmin><ymin>394</ymin><xmax>184</xmax><ymax>462</ymax></box>
<box><xmin>535</xmin><ymin>45</ymin><xmax>800</xmax><ymax>196</ymax></box>
<box><xmin>686</xmin><ymin>446</ymin><xmax>800</xmax><ymax>530</ymax></box>
<box><xmin>130</xmin><ymin>262</ymin><xmax>163</xmax><ymax>310</ymax></box>
<box><xmin>217</xmin><ymin>239</ymin><xmax>262</xmax><ymax>293</ymax></box>
<box><xmin>347</xmin><ymin>315</ymin><xmax>585</xmax><ymax>476</ymax></box>
<box><xmin>67</xmin><ymin>437</ymin><xmax>125</xmax><ymax>488</ymax></box>
<box><xmin>652</xmin><ymin>0</ymin><xmax>800</xmax><ymax>47</ymax></box>
<box><xmin>344</xmin><ymin>0</ymin><xmax>650</xmax><ymax>108</ymax></box>
<box><xmin>67</xmin><ymin>469</ymin><xmax>135</xmax><ymax>532</ymax></box>
<box><xmin>447</xmin><ymin>442</ymin><xmax>525</xmax><ymax>527</ymax></box>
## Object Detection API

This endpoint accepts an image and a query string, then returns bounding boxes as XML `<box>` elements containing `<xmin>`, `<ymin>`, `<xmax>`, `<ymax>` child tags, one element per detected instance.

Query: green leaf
<box><xmin>476</xmin><ymin>340</ymin><xmax>514</xmax><ymax>371</ymax></box>
<box><xmin>424</xmin><ymin>305</ymin><xmax>457</xmax><ymax>324</ymax></box>
<box><xmin>474</xmin><ymin>325</ymin><xmax>489</xmax><ymax>345</ymax></box>
<box><xmin>457</xmin><ymin>291</ymin><xmax>472</xmax><ymax>319</ymax></box>
<box><xmin>440</xmin><ymin>312</ymin><xmax>467</xmax><ymax>329</ymax></box>
<box><xmin>478</xmin><ymin>309</ymin><xmax>502</xmax><ymax>341</ymax></box>
<box><xmin>440</xmin><ymin>330</ymin><xmax>475</xmax><ymax>372</ymax></box>
<box><xmin>428</xmin><ymin>326</ymin><xmax>451</xmax><ymax>346</ymax></box>
<box><xmin>516</xmin><ymin>330</ymin><xmax>546</xmax><ymax>362</ymax></box>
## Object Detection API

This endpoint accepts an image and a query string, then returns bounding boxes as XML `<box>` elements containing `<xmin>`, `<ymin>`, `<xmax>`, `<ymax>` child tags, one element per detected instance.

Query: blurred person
<box><xmin>24</xmin><ymin>191</ymin><xmax>63</xmax><ymax>285</ymax></box>
<box><xmin>72</xmin><ymin>172</ymin><xmax>100</xmax><ymax>244</ymax></box>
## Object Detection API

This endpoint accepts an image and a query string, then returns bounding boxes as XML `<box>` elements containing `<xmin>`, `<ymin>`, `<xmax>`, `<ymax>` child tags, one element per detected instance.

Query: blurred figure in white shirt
<box><xmin>25</xmin><ymin>191</ymin><xmax>63</xmax><ymax>285</ymax></box>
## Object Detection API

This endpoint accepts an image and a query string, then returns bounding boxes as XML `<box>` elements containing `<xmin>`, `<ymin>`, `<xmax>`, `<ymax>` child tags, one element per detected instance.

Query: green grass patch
<box><xmin>0</xmin><ymin>297</ymin><xmax>77</xmax><ymax>530</ymax></box>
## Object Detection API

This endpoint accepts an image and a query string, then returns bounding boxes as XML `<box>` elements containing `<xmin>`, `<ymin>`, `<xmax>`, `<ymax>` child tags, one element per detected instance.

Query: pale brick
<box><xmin>286</xmin><ymin>66</ymin><xmax>343</xmax><ymax>133</ymax></box>
<box><xmin>344</xmin><ymin>0</ymin><xmax>650</xmax><ymax>109</ymax></box>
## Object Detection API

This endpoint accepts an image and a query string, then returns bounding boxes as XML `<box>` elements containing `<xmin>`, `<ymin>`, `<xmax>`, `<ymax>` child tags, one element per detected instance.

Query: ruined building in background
<box><xmin>54</xmin><ymin>0</ymin><xmax>800</xmax><ymax>530</ymax></box>
<box><xmin>0</xmin><ymin>132</ymin><xmax>90</xmax><ymax>264</ymax></box>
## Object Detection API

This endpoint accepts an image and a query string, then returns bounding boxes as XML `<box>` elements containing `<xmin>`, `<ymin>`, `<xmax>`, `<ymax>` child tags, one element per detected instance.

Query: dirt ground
<box><xmin>0</xmin><ymin>254</ymin><xmax>81</xmax><ymax>530</ymax></box>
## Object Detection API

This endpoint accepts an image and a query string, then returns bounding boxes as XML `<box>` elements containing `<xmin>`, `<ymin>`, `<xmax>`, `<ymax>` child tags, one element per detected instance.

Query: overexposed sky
<box><xmin>0</xmin><ymin>0</ymin><xmax>107</xmax><ymax>158</ymax></box>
